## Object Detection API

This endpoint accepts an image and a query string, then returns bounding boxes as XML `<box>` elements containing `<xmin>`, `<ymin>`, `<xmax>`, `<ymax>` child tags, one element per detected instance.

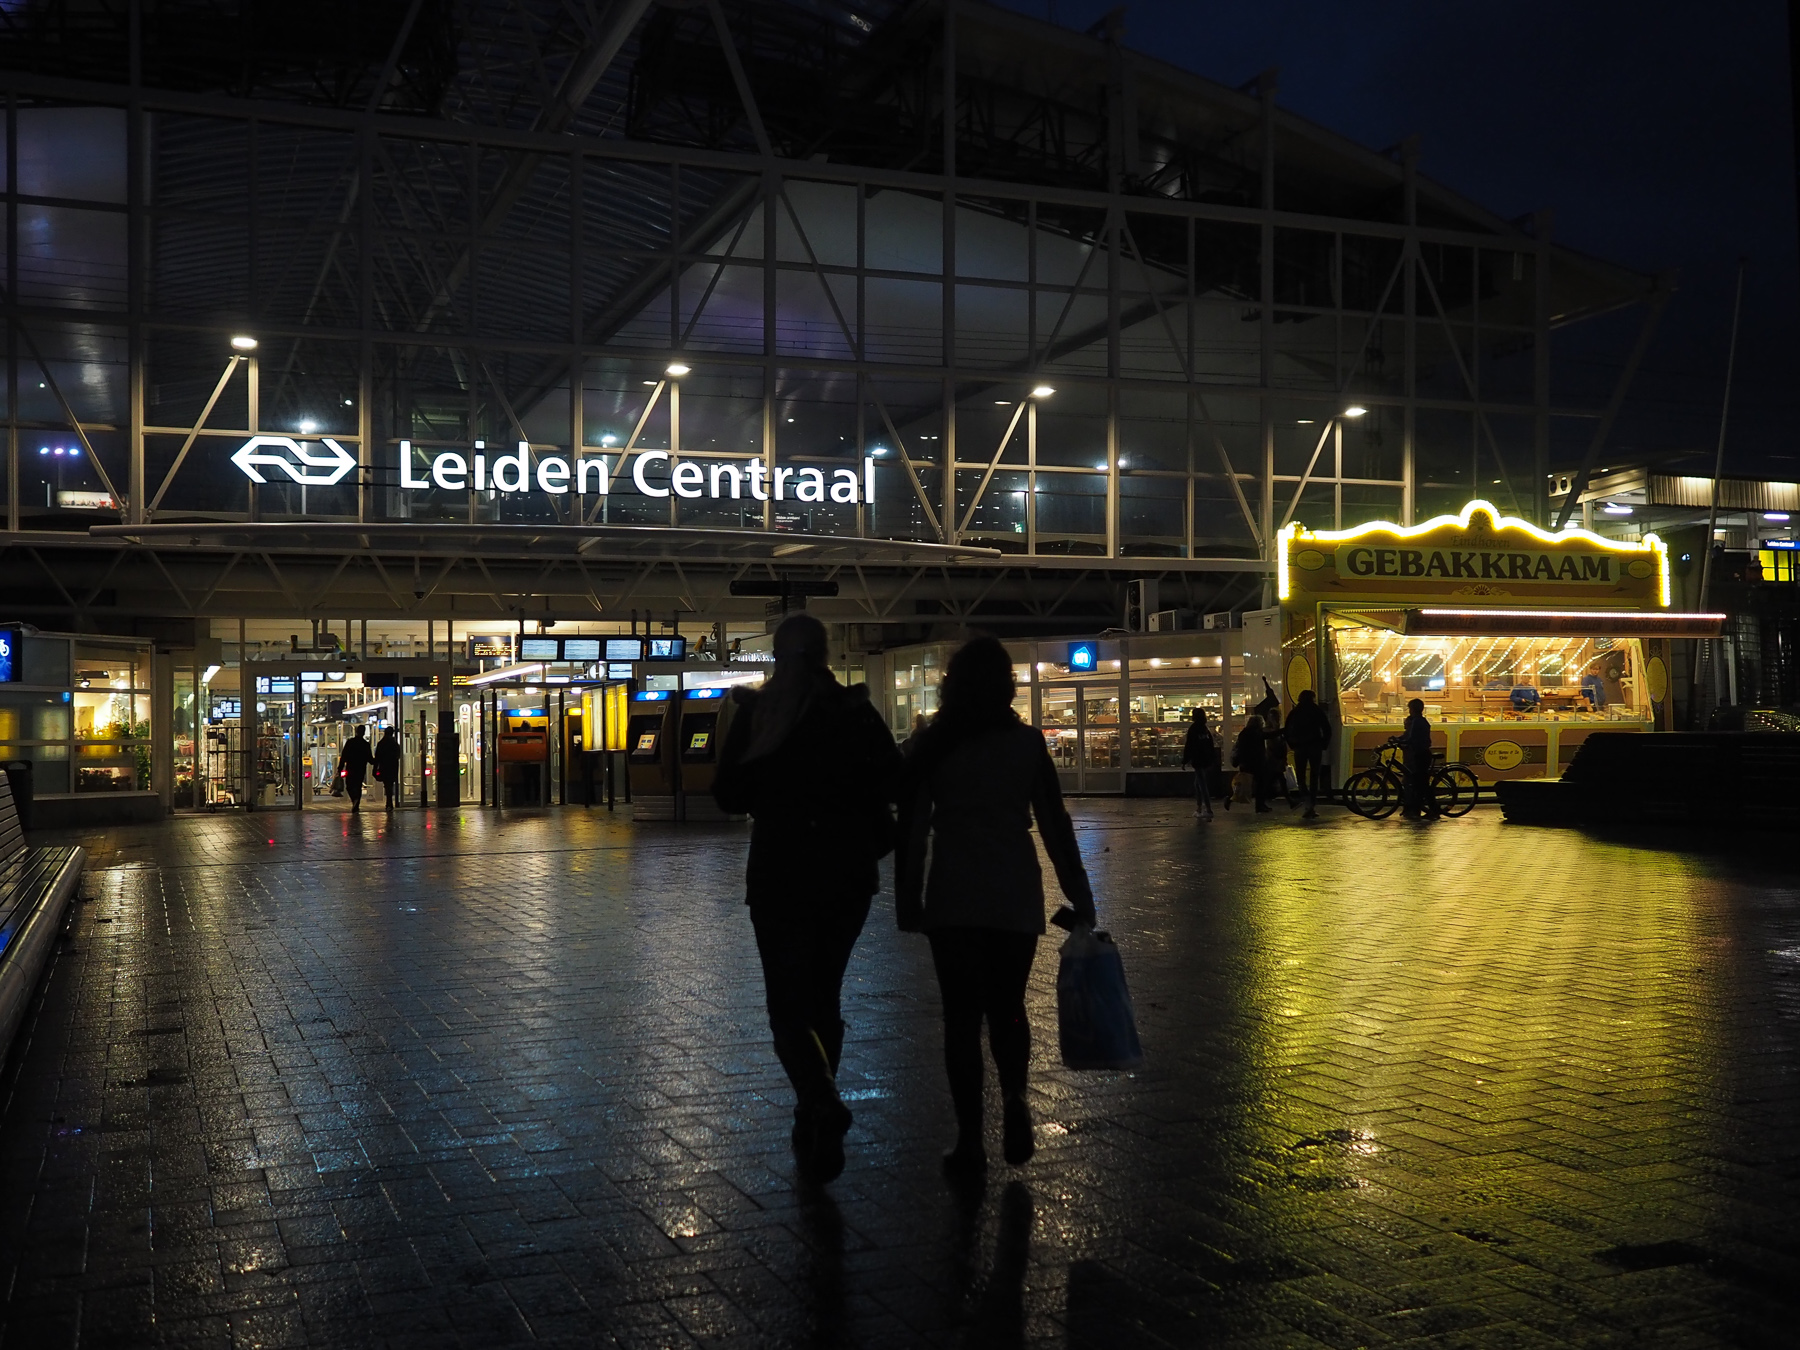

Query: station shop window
<box><xmin>1327</xmin><ymin>620</ymin><xmax>1651</xmax><ymax>726</ymax></box>
<box><xmin>0</xmin><ymin>635</ymin><xmax>152</xmax><ymax>795</ymax></box>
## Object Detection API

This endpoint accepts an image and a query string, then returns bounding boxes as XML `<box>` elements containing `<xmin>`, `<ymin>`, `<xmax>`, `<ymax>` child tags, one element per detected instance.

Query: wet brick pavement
<box><xmin>0</xmin><ymin>799</ymin><xmax>1796</xmax><ymax>1348</ymax></box>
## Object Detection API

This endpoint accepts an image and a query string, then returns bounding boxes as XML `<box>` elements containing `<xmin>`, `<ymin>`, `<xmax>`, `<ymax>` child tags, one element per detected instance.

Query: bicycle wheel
<box><xmin>1435</xmin><ymin>765</ymin><xmax>1480</xmax><ymax>817</ymax></box>
<box><xmin>1345</xmin><ymin>769</ymin><xmax>1400</xmax><ymax>819</ymax></box>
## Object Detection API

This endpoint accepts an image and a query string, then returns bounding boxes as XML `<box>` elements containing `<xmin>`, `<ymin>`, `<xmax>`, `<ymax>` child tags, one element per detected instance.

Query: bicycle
<box><xmin>1343</xmin><ymin>739</ymin><xmax>1480</xmax><ymax>820</ymax></box>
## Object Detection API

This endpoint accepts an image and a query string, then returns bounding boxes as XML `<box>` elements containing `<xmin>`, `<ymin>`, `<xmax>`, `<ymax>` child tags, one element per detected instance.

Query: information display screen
<box><xmin>519</xmin><ymin>637</ymin><xmax>560</xmax><ymax>660</ymax></box>
<box><xmin>605</xmin><ymin>637</ymin><xmax>644</xmax><ymax>661</ymax></box>
<box><xmin>688</xmin><ymin>731</ymin><xmax>710</xmax><ymax>753</ymax></box>
<box><xmin>634</xmin><ymin>731</ymin><xmax>659</xmax><ymax>754</ymax></box>
<box><xmin>646</xmin><ymin>637</ymin><xmax>686</xmax><ymax>661</ymax></box>
<box><xmin>0</xmin><ymin>629</ymin><xmax>17</xmax><ymax>682</ymax></box>
<box><xmin>562</xmin><ymin>638</ymin><xmax>601</xmax><ymax>662</ymax></box>
<box><xmin>606</xmin><ymin>663</ymin><xmax>634</xmax><ymax>680</ymax></box>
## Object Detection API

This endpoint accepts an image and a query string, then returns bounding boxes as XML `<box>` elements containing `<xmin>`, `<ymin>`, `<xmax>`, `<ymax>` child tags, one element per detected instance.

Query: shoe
<box><xmin>1002</xmin><ymin>1097</ymin><xmax>1035</xmax><ymax>1166</ymax></box>
<box><xmin>1204</xmin><ymin>811</ymin><xmax>1214</xmax><ymax>821</ymax></box>
<box><xmin>1255</xmin><ymin>804</ymin><xmax>1272</xmax><ymax>813</ymax></box>
<box><xmin>1303</xmin><ymin>808</ymin><xmax>1317</xmax><ymax>819</ymax></box>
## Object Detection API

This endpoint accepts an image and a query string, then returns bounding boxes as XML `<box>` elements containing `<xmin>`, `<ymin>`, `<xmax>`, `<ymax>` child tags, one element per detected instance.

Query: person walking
<box><xmin>339</xmin><ymin>725</ymin><xmax>373</xmax><ymax>811</ymax></box>
<box><xmin>1228</xmin><ymin>712</ymin><xmax>1270</xmax><ymax>812</ymax></box>
<box><xmin>1400</xmin><ymin>697</ymin><xmax>1440</xmax><ymax>820</ymax></box>
<box><xmin>1283</xmin><ymin>689</ymin><xmax>1330</xmax><ymax>819</ymax></box>
<box><xmin>897</xmin><ymin>637</ymin><xmax>1096</xmax><ymax>1176</ymax></box>
<box><xmin>1180</xmin><ymin>706</ymin><xmax>1217</xmax><ymax>820</ymax></box>
<box><xmin>373</xmin><ymin>728</ymin><xmax>401</xmax><ymax>809</ymax></box>
<box><xmin>714</xmin><ymin>614</ymin><xmax>902</xmax><ymax>1183</ymax></box>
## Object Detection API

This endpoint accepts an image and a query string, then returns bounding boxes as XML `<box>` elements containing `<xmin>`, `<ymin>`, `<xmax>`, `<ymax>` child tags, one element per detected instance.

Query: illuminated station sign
<box><xmin>231</xmin><ymin>437</ymin><xmax>877</xmax><ymax>505</ymax></box>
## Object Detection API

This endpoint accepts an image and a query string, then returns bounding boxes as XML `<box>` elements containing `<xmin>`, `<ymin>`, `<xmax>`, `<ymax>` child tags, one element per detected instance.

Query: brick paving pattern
<box><xmin>0</xmin><ymin>800</ymin><xmax>1795</xmax><ymax>1348</ymax></box>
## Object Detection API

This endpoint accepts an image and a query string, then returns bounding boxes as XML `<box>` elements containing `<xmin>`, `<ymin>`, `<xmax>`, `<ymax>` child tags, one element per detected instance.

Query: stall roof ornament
<box><xmin>1278</xmin><ymin>500</ymin><xmax>1669</xmax><ymax>609</ymax></box>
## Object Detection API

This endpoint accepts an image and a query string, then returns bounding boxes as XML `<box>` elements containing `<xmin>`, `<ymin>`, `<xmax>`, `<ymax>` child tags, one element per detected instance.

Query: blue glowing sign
<box><xmin>0</xmin><ymin>629</ymin><xmax>17</xmax><ymax>683</ymax></box>
<box><xmin>1067</xmin><ymin>642</ymin><xmax>1098</xmax><ymax>672</ymax></box>
<box><xmin>633</xmin><ymin>690</ymin><xmax>671</xmax><ymax>701</ymax></box>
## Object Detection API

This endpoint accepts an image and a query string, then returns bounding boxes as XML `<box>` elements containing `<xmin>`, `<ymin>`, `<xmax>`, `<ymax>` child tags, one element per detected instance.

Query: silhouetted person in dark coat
<box><xmin>898</xmin><ymin>637</ymin><xmax>1096</xmax><ymax>1176</ymax></box>
<box><xmin>373</xmin><ymin>728</ymin><xmax>401</xmax><ymax>809</ymax></box>
<box><xmin>1180</xmin><ymin>706</ymin><xmax>1217</xmax><ymax>820</ymax></box>
<box><xmin>1401</xmin><ymin>698</ymin><xmax>1439</xmax><ymax>820</ymax></box>
<box><xmin>1229</xmin><ymin>714</ymin><xmax>1270</xmax><ymax>812</ymax></box>
<box><xmin>1283</xmin><ymin>689</ymin><xmax>1330</xmax><ymax>819</ymax></box>
<box><xmin>714</xmin><ymin>613</ymin><xmax>902</xmax><ymax>1183</ymax></box>
<box><xmin>339</xmin><ymin>726</ymin><xmax>373</xmax><ymax>810</ymax></box>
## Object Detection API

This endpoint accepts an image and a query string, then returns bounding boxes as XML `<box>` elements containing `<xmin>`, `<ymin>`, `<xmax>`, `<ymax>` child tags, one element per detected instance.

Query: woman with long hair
<box><xmin>897</xmin><ymin>637</ymin><xmax>1097</xmax><ymax>1175</ymax></box>
<box><xmin>715</xmin><ymin>613</ymin><xmax>902</xmax><ymax>1182</ymax></box>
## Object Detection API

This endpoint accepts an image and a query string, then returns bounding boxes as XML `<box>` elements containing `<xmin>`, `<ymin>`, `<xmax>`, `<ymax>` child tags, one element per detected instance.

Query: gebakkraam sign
<box><xmin>231</xmin><ymin>438</ymin><xmax>876</xmax><ymax>504</ymax></box>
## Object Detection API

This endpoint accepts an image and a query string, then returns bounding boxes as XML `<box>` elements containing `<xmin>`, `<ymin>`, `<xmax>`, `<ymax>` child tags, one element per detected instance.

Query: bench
<box><xmin>1496</xmin><ymin>731</ymin><xmax>1800</xmax><ymax>829</ymax></box>
<box><xmin>0</xmin><ymin>774</ymin><xmax>85</xmax><ymax>1059</ymax></box>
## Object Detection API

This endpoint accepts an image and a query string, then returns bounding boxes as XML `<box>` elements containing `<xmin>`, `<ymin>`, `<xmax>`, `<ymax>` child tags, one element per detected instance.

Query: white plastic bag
<box><xmin>1056</xmin><ymin>925</ymin><xmax>1144</xmax><ymax>1070</ymax></box>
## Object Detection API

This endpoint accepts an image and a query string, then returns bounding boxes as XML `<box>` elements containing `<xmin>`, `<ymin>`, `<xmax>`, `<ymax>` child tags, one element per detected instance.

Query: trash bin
<box><xmin>2</xmin><ymin>760</ymin><xmax>32</xmax><ymax>832</ymax></box>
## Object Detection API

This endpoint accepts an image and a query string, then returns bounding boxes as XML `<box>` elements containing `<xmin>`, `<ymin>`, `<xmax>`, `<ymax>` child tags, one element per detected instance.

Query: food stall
<box><xmin>1275</xmin><ymin>500</ymin><xmax>1723</xmax><ymax>785</ymax></box>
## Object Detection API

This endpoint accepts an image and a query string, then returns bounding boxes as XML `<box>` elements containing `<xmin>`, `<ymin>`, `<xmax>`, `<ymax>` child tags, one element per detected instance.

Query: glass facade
<box><xmin>883</xmin><ymin>632</ymin><xmax>1239</xmax><ymax>794</ymax></box>
<box><xmin>0</xmin><ymin>634</ymin><xmax>152</xmax><ymax>799</ymax></box>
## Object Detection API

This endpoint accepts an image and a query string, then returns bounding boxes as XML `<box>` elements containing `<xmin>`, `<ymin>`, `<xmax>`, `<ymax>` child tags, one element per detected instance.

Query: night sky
<box><xmin>998</xmin><ymin>0</ymin><xmax>1799</xmax><ymax>481</ymax></box>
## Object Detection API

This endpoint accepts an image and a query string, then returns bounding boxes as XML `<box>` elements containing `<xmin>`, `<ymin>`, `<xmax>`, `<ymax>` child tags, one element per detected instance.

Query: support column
<box><xmin>240</xmin><ymin>618</ymin><xmax>258</xmax><ymax>810</ymax></box>
<box><xmin>126</xmin><ymin>13</ymin><xmax>145</xmax><ymax>524</ymax></box>
<box><xmin>151</xmin><ymin>649</ymin><xmax>173</xmax><ymax>813</ymax></box>
<box><xmin>437</xmin><ymin>663</ymin><xmax>457</xmax><ymax>805</ymax></box>
<box><xmin>1402</xmin><ymin>138</ymin><xmax>1419</xmax><ymax>526</ymax></box>
<box><xmin>1257</xmin><ymin>70</ymin><xmax>1278</xmax><ymax>578</ymax></box>
<box><xmin>1532</xmin><ymin>209</ymin><xmax>1555</xmax><ymax>526</ymax></box>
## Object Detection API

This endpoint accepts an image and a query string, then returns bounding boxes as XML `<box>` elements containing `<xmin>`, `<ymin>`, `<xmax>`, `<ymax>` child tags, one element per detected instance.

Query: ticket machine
<box><xmin>627</xmin><ymin>690</ymin><xmax>679</xmax><ymax>819</ymax></box>
<box><xmin>497</xmin><ymin>706</ymin><xmax>549</xmax><ymax>806</ymax></box>
<box><xmin>676</xmin><ymin>687</ymin><xmax>732</xmax><ymax>818</ymax></box>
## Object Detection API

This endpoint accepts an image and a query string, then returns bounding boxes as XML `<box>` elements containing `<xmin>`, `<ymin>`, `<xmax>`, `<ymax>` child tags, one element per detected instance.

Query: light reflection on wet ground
<box><xmin>0</xmin><ymin>801</ymin><xmax>1794</xmax><ymax>1347</ymax></box>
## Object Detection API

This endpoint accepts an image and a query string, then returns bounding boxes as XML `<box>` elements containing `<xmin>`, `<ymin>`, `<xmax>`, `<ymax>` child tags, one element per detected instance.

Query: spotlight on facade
<box><xmin>230</xmin><ymin>335</ymin><xmax>258</xmax><ymax>351</ymax></box>
<box><xmin>1343</xmin><ymin>405</ymin><xmax>1368</xmax><ymax>417</ymax></box>
<box><xmin>299</xmin><ymin>420</ymin><xmax>317</xmax><ymax>434</ymax></box>
<box><xmin>1031</xmin><ymin>384</ymin><xmax>1055</xmax><ymax>398</ymax></box>
<box><xmin>665</xmin><ymin>362</ymin><xmax>690</xmax><ymax>377</ymax></box>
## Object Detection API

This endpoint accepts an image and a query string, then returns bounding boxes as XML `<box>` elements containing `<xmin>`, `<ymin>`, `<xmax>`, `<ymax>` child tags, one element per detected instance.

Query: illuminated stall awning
<box><xmin>1400</xmin><ymin>609</ymin><xmax>1723</xmax><ymax>639</ymax></box>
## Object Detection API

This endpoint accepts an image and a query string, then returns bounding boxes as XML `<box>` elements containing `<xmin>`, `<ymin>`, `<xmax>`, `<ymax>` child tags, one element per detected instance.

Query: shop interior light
<box><xmin>1766</xmin><ymin>512</ymin><xmax>1790</xmax><ymax>521</ymax></box>
<box><xmin>201</xmin><ymin>664</ymin><xmax>221</xmax><ymax>684</ymax></box>
<box><xmin>1343</xmin><ymin>405</ymin><xmax>1368</xmax><ymax>417</ymax></box>
<box><xmin>1031</xmin><ymin>384</ymin><xmax>1055</xmax><ymax>398</ymax></box>
<box><xmin>665</xmin><ymin>362</ymin><xmax>690</xmax><ymax>376</ymax></box>
<box><xmin>230</xmin><ymin>335</ymin><xmax>258</xmax><ymax>351</ymax></box>
<box><xmin>1601</xmin><ymin>503</ymin><xmax>1632</xmax><ymax>515</ymax></box>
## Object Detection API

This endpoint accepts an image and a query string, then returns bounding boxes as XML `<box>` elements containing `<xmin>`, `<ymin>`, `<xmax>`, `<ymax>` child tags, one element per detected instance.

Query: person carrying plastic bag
<box><xmin>897</xmin><ymin>636</ymin><xmax>1097</xmax><ymax>1176</ymax></box>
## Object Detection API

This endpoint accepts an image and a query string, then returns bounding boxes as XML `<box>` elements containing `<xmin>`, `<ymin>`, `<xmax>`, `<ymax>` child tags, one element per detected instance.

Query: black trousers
<box><xmin>379</xmin><ymin>774</ymin><xmax>398</xmax><ymax>807</ymax></box>
<box><xmin>345</xmin><ymin>772</ymin><xmax>365</xmax><ymax>806</ymax></box>
<box><xmin>1293</xmin><ymin>748</ymin><xmax>1324</xmax><ymax>806</ymax></box>
<box><xmin>927</xmin><ymin>927</ymin><xmax>1039</xmax><ymax>1134</ymax></box>
<box><xmin>749</xmin><ymin>895</ymin><xmax>872</xmax><ymax>1104</ymax></box>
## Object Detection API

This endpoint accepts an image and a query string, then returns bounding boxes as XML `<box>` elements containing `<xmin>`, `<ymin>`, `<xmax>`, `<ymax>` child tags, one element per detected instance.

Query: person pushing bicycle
<box><xmin>1400</xmin><ymin>698</ymin><xmax>1440</xmax><ymax>820</ymax></box>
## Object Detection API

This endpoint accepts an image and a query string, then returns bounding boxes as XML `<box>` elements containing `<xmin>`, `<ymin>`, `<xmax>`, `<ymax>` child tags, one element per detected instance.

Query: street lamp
<box><xmin>665</xmin><ymin>362</ymin><xmax>690</xmax><ymax>377</ymax></box>
<box><xmin>230</xmin><ymin>335</ymin><xmax>258</xmax><ymax>351</ymax></box>
<box><xmin>1343</xmin><ymin>405</ymin><xmax>1368</xmax><ymax>418</ymax></box>
<box><xmin>1031</xmin><ymin>384</ymin><xmax>1055</xmax><ymax>398</ymax></box>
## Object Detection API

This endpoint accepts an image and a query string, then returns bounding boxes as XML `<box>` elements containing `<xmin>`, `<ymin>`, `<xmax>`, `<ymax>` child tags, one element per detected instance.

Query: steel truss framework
<box><xmin>0</xmin><ymin>0</ymin><xmax>1661</xmax><ymax>637</ymax></box>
